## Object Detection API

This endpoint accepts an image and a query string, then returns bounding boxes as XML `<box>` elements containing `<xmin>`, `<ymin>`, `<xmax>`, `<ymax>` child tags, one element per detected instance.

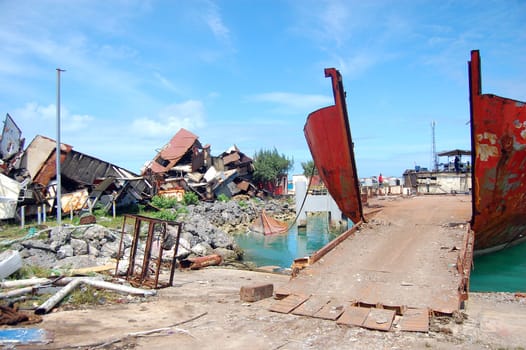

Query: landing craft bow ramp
<box><xmin>271</xmin><ymin>195</ymin><xmax>473</xmax><ymax>332</ymax></box>
<box><xmin>275</xmin><ymin>66</ymin><xmax>474</xmax><ymax>332</ymax></box>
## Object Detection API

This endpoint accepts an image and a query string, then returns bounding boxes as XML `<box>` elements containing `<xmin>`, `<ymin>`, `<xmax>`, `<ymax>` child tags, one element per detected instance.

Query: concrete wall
<box><xmin>294</xmin><ymin>179</ymin><xmax>345</xmax><ymax>228</ymax></box>
<box><xmin>416</xmin><ymin>172</ymin><xmax>471</xmax><ymax>194</ymax></box>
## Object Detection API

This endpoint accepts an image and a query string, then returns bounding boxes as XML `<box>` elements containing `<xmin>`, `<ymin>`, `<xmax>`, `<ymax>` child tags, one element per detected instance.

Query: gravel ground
<box><xmin>17</xmin><ymin>268</ymin><xmax>526</xmax><ymax>350</ymax></box>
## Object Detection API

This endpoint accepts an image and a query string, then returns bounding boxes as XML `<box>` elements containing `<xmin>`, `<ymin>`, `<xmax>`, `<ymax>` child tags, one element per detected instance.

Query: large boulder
<box><xmin>70</xmin><ymin>238</ymin><xmax>88</xmax><ymax>255</ymax></box>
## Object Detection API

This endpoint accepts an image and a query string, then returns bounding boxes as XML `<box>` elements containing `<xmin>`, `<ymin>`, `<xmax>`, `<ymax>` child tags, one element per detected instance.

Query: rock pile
<box><xmin>182</xmin><ymin>197</ymin><xmax>295</xmax><ymax>234</ymax></box>
<box><xmin>11</xmin><ymin>225</ymin><xmax>123</xmax><ymax>270</ymax></box>
<box><xmin>7</xmin><ymin>198</ymin><xmax>295</xmax><ymax>271</ymax></box>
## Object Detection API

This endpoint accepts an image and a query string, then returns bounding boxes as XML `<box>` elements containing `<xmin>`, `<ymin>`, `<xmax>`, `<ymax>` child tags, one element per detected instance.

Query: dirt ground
<box><xmin>12</xmin><ymin>195</ymin><xmax>526</xmax><ymax>349</ymax></box>
<box><xmin>15</xmin><ymin>268</ymin><xmax>526</xmax><ymax>350</ymax></box>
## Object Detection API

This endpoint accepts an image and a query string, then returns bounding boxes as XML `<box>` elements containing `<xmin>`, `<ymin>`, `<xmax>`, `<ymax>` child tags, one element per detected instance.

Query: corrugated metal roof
<box><xmin>148</xmin><ymin>128</ymin><xmax>199</xmax><ymax>174</ymax></box>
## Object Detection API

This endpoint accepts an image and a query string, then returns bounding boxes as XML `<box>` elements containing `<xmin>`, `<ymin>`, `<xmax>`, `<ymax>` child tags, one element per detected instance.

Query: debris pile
<box><xmin>0</xmin><ymin>114</ymin><xmax>283</xmax><ymax>223</ymax></box>
<box><xmin>0</xmin><ymin>114</ymin><xmax>152</xmax><ymax>221</ymax></box>
<box><xmin>142</xmin><ymin>128</ymin><xmax>260</xmax><ymax>202</ymax></box>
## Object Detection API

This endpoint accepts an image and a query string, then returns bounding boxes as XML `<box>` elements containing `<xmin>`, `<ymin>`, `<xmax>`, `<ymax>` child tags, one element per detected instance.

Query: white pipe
<box><xmin>38</xmin><ymin>206</ymin><xmax>42</xmax><ymax>225</ymax></box>
<box><xmin>0</xmin><ymin>286</ymin><xmax>35</xmax><ymax>299</ymax></box>
<box><xmin>0</xmin><ymin>277</ymin><xmax>49</xmax><ymax>289</ymax></box>
<box><xmin>20</xmin><ymin>206</ymin><xmax>25</xmax><ymax>228</ymax></box>
<box><xmin>82</xmin><ymin>279</ymin><xmax>156</xmax><ymax>296</ymax></box>
<box><xmin>35</xmin><ymin>278</ymin><xmax>82</xmax><ymax>315</ymax></box>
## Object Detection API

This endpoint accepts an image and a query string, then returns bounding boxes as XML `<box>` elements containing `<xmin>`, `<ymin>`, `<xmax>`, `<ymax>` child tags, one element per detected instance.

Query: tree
<box><xmin>301</xmin><ymin>160</ymin><xmax>318</xmax><ymax>177</ymax></box>
<box><xmin>252</xmin><ymin>148</ymin><xmax>293</xmax><ymax>182</ymax></box>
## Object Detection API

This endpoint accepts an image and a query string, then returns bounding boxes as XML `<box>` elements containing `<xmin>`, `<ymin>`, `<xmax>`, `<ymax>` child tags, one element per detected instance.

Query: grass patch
<box><xmin>8</xmin><ymin>265</ymin><xmax>59</xmax><ymax>280</ymax></box>
<box><xmin>66</xmin><ymin>284</ymin><xmax>121</xmax><ymax>306</ymax></box>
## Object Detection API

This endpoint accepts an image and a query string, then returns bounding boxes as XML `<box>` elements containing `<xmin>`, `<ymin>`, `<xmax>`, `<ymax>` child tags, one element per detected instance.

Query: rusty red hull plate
<box><xmin>291</xmin><ymin>295</ymin><xmax>330</xmax><ymax>317</ymax></box>
<box><xmin>469</xmin><ymin>50</ymin><xmax>526</xmax><ymax>252</ymax></box>
<box><xmin>313</xmin><ymin>299</ymin><xmax>347</xmax><ymax>320</ymax></box>
<box><xmin>399</xmin><ymin>308</ymin><xmax>429</xmax><ymax>332</ymax></box>
<box><xmin>269</xmin><ymin>294</ymin><xmax>309</xmax><ymax>314</ymax></box>
<box><xmin>304</xmin><ymin>68</ymin><xmax>364</xmax><ymax>224</ymax></box>
<box><xmin>362</xmin><ymin>308</ymin><xmax>396</xmax><ymax>332</ymax></box>
<box><xmin>336</xmin><ymin>306</ymin><xmax>370</xmax><ymax>327</ymax></box>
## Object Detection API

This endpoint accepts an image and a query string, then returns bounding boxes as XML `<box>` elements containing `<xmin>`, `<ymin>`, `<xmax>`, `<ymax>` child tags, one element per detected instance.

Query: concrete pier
<box><xmin>294</xmin><ymin>179</ymin><xmax>345</xmax><ymax>228</ymax></box>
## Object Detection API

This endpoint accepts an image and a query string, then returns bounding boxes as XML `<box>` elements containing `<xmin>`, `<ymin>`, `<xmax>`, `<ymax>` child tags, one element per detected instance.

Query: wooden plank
<box><xmin>71</xmin><ymin>263</ymin><xmax>116</xmax><ymax>275</ymax></box>
<box><xmin>399</xmin><ymin>308</ymin><xmax>429</xmax><ymax>332</ymax></box>
<box><xmin>291</xmin><ymin>295</ymin><xmax>330</xmax><ymax>317</ymax></box>
<box><xmin>269</xmin><ymin>294</ymin><xmax>309</xmax><ymax>314</ymax></box>
<box><xmin>362</xmin><ymin>308</ymin><xmax>395</xmax><ymax>331</ymax></box>
<box><xmin>336</xmin><ymin>306</ymin><xmax>370</xmax><ymax>326</ymax></box>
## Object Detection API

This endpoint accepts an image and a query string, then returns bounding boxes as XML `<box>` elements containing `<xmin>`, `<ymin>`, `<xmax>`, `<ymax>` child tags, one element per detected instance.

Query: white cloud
<box><xmin>332</xmin><ymin>51</ymin><xmax>379</xmax><ymax>80</ymax></box>
<box><xmin>13</xmin><ymin>102</ymin><xmax>55</xmax><ymax>121</ymax></box>
<box><xmin>65</xmin><ymin>114</ymin><xmax>94</xmax><ymax>132</ymax></box>
<box><xmin>12</xmin><ymin>102</ymin><xmax>94</xmax><ymax>132</ymax></box>
<box><xmin>319</xmin><ymin>0</ymin><xmax>350</xmax><ymax>47</ymax></box>
<box><xmin>153</xmin><ymin>72</ymin><xmax>180</xmax><ymax>94</ymax></box>
<box><xmin>248</xmin><ymin>92</ymin><xmax>332</xmax><ymax>113</ymax></box>
<box><xmin>204</xmin><ymin>0</ymin><xmax>231</xmax><ymax>43</ymax></box>
<box><xmin>130</xmin><ymin>100</ymin><xmax>207</xmax><ymax>138</ymax></box>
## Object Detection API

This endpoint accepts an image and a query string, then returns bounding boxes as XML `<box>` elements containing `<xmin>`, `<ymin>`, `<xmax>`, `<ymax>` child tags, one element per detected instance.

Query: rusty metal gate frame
<box><xmin>115</xmin><ymin>214</ymin><xmax>182</xmax><ymax>289</ymax></box>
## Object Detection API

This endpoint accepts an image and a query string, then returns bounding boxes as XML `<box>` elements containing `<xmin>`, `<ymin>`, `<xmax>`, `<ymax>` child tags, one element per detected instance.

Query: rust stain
<box><xmin>469</xmin><ymin>50</ymin><xmax>526</xmax><ymax>252</ymax></box>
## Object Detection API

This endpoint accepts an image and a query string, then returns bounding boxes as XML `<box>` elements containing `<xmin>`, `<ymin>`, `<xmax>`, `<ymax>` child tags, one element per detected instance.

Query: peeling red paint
<box><xmin>469</xmin><ymin>50</ymin><xmax>526</xmax><ymax>252</ymax></box>
<box><xmin>304</xmin><ymin>68</ymin><xmax>364</xmax><ymax>224</ymax></box>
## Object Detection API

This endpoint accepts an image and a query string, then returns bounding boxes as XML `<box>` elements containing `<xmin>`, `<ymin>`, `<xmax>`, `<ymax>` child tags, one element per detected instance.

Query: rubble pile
<box><xmin>10</xmin><ymin>225</ymin><xmax>125</xmax><ymax>269</ymax></box>
<box><xmin>0</xmin><ymin>113</ymin><xmax>153</xmax><ymax>221</ymax></box>
<box><xmin>143</xmin><ymin>128</ymin><xmax>264</xmax><ymax>202</ymax></box>
<box><xmin>0</xmin><ymin>114</ymin><xmax>287</xmax><ymax>223</ymax></box>
<box><xmin>183</xmin><ymin>198</ymin><xmax>295</xmax><ymax>234</ymax></box>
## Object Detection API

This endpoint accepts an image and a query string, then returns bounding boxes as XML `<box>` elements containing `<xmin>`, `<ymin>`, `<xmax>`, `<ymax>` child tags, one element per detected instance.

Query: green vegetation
<box><xmin>183</xmin><ymin>191</ymin><xmax>199</xmax><ymax>205</ymax></box>
<box><xmin>151</xmin><ymin>195</ymin><xmax>179</xmax><ymax>209</ymax></box>
<box><xmin>217</xmin><ymin>193</ymin><xmax>229</xmax><ymax>202</ymax></box>
<box><xmin>67</xmin><ymin>285</ymin><xmax>121</xmax><ymax>306</ymax></box>
<box><xmin>151</xmin><ymin>209</ymin><xmax>178</xmax><ymax>221</ymax></box>
<box><xmin>301</xmin><ymin>159</ymin><xmax>318</xmax><ymax>176</ymax></box>
<box><xmin>252</xmin><ymin>148</ymin><xmax>293</xmax><ymax>182</ymax></box>
<box><xmin>8</xmin><ymin>264</ymin><xmax>58</xmax><ymax>279</ymax></box>
<box><xmin>151</xmin><ymin>206</ymin><xmax>188</xmax><ymax>221</ymax></box>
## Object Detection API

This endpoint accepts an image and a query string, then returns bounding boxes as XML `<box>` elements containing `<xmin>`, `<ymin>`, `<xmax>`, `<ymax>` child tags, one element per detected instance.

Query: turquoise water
<box><xmin>469</xmin><ymin>241</ymin><xmax>526</xmax><ymax>292</ymax></box>
<box><xmin>235</xmin><ymin>214</ymin><xmax>341</xmax><ymax>268</ymax></box>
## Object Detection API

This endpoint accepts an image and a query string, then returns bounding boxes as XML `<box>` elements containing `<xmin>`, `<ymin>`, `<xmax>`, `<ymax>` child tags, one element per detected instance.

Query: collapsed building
<box><xmin>142</xmin><ymin>128</ymin><xmax>258</xmax><ymax>201</ymax></box>
<box><xmin>0</xmin><ymin>114</ymin><xmax>153</xmax><ymax>221</ymax></box>
<box><xmin>0</xmin><ymin>115</ymin><xmax>273</xmax><ymax>222</ymax></box>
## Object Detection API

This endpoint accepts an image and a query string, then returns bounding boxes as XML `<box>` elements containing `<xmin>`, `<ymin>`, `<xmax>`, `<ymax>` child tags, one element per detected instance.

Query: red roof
<box><xmin>148</xmin><ymin>128</ymin><xmax>199</xmax><ymax>174</ymax></box>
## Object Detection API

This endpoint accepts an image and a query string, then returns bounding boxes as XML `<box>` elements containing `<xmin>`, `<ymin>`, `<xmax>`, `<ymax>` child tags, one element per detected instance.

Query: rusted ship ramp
<box><xmin>291</xmin><ymin>67</ymin><xmax>474</xmax><ymax>332</ymax></box>
<box><xmin>271</xmin><ymin>195</ymin><xmax>473</xmax><ymax>332</ymax></box>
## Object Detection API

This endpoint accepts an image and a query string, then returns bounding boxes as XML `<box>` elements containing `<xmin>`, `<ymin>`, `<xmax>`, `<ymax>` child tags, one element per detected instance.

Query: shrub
<box><xmin>151</xmin><ymin>195</ymin><xmax>179</xmax><ymax>209</ymax></box>
<box><xmin>152</xmin><ymin>209</ymin><xmax>179</xmax><ymax>221</ymax></box>
<box><xmin>183</xmin><ymin>191</ymin><xmax>199</xmax><ymax>205</ymax></box>
<box><xmin>217</xmin><ymin>193</ymin><xmax>229</xmax><ymax>202</ymax></box>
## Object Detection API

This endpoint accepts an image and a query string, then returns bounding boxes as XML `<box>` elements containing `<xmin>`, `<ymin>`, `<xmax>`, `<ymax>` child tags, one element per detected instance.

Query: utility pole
<box><xmin>431</xmin><ymin>120</ymin><xmax>438</xmax><ymax>172</ymax></box>
<box><xmin>56</xmin><ymin>68</ymin><xmax>65</xmax><ymax>227</ymax></box>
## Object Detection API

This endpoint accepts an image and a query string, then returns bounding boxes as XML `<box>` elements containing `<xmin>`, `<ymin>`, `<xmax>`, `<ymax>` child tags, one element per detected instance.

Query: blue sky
<box><xmin>1</xmin><ymin>1</ymin><xmax>525</xmax><ymax>179</ymax></box>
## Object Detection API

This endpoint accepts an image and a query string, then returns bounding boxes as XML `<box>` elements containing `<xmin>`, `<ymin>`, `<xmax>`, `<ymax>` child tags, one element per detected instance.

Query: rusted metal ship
<box><xmin>469</xmin><ymin>50</ymin><xmax>526</xmax><ymax>254</ymax></box>
<box><xmin>305</xmin><ymin>53</ymin><xmax>525</xmax><ymax>255</ymax></box>
<box><xmin>303</xmin><ymin>68</ymin><xmax>364</xmax><ymax>224</ymax></box>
